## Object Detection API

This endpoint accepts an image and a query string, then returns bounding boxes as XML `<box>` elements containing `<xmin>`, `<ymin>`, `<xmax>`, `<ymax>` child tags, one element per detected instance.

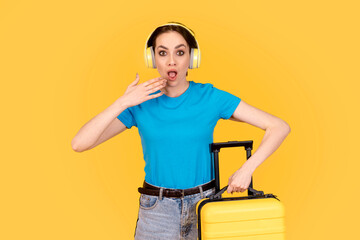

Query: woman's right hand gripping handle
<box><xmin>120</xmin><ymin>73</ymin><xmax>167</xmax><ymax>108</ymax></box>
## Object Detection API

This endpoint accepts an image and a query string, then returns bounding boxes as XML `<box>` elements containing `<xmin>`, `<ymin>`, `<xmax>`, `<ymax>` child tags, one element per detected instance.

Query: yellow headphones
<box><xmin>144</xmin><ymin>22</ymin><xmax>201</xmax><ymax>69</ymax></box>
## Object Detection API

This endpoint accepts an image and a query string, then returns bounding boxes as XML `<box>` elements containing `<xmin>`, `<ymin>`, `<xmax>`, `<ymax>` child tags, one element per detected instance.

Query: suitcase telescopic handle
<box><xmin>210</xmin><ymin>140</ymin><xmax>264</xmax><ymax>198</ymax></box>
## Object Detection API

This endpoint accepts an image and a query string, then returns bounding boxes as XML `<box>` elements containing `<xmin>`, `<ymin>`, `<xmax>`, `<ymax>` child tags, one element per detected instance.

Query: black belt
<box><xmin>138</xmin><ymin>179</ymin><xmax>215</xmax><ymax>198</ymax></box>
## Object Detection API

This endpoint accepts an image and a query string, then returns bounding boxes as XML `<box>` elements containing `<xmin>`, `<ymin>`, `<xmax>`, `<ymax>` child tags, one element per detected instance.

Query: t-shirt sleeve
<box><xmin>116</xmin><ymin>107</ymin><xmax>137</xmax><ymax>129</ymax></box>
<box><xmin>212</xmin><ymin>86</ymin><xmax>242</xmax><ymax>120</ymax></box>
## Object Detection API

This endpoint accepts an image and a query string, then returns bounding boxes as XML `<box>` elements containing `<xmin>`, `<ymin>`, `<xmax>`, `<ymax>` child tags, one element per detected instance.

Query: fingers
<box><xmin>227</xmin><ymin>185</ymin><xmax>247</xmax><ymax>194</ymax></box>
<box><xmin>227</xmin><ymin>185</ymin><xmax>233</xmax><ymax>193</ymax></box>
<box><xmin>147</xmin><ymin>91</ymin><xmax>164</xmax><ymax>100</ymax></box>
<box><xmin>146</xmin><ymin>79</ymin><xmax>167</xmax><ymax>93</ymax></box>
<box><xmin>143</xmin><ymin>76</ymin><xmax>165</xmax><ymax>87</ymax></box>
<box><xmin>130</xmin><ymin>73</ymin><xmax>140</xmax><ymax>86</ymax></box>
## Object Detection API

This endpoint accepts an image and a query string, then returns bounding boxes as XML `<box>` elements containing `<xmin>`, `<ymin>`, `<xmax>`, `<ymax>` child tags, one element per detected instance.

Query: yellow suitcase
<box><xmin>196</xmin><ymin>141</ymin><xmax>285</xmax><ymax>239</ymax></box>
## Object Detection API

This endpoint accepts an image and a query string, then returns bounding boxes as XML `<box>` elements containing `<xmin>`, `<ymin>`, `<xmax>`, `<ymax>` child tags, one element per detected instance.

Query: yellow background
<box><xmin>1</xmin><ymin>0</ymin><xmax>359</xmax><ymax>239</ymax></box>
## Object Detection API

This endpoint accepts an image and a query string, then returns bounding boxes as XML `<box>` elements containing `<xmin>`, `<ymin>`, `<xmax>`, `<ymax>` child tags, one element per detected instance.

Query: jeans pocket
<box><xmin>139</xmin><ymin>194</ymin><xmax>159</xmax><ymax>210</ymax></box>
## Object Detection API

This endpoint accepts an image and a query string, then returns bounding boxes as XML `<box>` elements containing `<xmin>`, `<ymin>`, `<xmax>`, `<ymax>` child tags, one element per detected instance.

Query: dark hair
<box><xmin>148</xmin><ymin>22</ymin><xmax>198</xmax><ymax>55</ymax></box>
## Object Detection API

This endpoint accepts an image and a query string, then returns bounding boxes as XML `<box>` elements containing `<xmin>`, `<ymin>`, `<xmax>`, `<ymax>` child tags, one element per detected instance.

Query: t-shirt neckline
<box><xmin>162</xmin><ymin>81</ymin><xmax>193</xmax><ymax>100</ymax></box>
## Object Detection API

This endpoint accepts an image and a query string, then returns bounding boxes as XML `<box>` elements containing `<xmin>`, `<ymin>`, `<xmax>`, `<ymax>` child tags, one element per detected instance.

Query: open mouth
<box><xmin>167</xmin><ymin>70</ymin><xmax>177</xmax><ymax>80</ymax></box>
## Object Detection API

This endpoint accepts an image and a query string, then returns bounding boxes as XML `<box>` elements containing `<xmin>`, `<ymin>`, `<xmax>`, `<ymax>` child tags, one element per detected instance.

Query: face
<box><xmin>154</xmin><ymin>31</ymin><xmax>190</xmax><ymax>84</ymax></box>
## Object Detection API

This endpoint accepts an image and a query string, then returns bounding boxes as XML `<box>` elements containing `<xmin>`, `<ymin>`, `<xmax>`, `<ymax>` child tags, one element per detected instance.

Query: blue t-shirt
<box><xmin>117</xmin><ymin>80</ymin><xmax>241</xmax><ymax>189</ymax></box>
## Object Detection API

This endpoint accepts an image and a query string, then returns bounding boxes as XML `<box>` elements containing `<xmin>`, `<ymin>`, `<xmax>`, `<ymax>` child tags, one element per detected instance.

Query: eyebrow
<box><xmin>157</xmin><ymin>44</ymin><xmax>186</xmax><ymax>50</ymax></box>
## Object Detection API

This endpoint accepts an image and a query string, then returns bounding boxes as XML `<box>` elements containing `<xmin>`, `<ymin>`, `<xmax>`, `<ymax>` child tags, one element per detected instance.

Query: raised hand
<box><xmin>121</xmin><ymin>73</ymin><xmax>167</xmax><ymax>108</ymax></box>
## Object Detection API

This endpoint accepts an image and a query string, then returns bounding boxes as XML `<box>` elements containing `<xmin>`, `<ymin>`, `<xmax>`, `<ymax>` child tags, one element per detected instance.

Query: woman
<box><xmin>71</xmin><ymin>22</ymin><xmax>291</xmax><ymax>240</ymax></box>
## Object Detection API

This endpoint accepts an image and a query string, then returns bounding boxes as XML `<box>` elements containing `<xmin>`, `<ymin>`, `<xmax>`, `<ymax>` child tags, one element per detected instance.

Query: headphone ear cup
<box><xmin>189</xmin><ymin>48</ymin><xmax>194</xmax><ymax>69</ymax></box>
<box><xmin>150</xmin><ymin>46</ymin><xmax>156</xmax><ymax>68</ymax></box>
<box><xmin>145</xmin><ymin>47</ymin><xmax>152</xmax><ymax>68</ymax></box>
<box><xmin>189</xmin><ymin>48</ymin><xmax>200</xmax><ymax>69</ymax></box>
<box><xmin>145</xmin><ymin>46</ymin><xmax>157</xmax><ymax>68</ymax></box>
<box><xmin>192</xmin><ymin>48</ymin><xmax>200</xmax><ymax>68</ymax></box>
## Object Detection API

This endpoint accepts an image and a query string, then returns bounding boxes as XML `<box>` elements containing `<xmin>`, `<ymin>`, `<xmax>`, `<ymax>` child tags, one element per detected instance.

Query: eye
<box><xmin>158</xmin><ymin>50</ymin><xmax>185</xmax><ymax>56</ymax></box>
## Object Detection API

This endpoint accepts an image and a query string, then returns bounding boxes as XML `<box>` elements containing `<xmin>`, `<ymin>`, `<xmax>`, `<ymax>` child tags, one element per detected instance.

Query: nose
<box><xmin>167</xmin><ymin>53</ymin><xmax>176</xmax><ymax>66</ymax></box>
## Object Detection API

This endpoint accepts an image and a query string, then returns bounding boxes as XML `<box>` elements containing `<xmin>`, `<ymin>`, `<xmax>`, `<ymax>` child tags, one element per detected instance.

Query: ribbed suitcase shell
<box><xmin>196</xmin><ymin>196</ymin><xmax>285</xmax><ymax>239</ymax></box>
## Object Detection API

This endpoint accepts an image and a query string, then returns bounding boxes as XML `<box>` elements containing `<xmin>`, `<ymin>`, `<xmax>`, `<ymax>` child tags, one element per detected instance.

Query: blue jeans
<box><xmin>134</xmin><ymin>184</ymin><xmax>216</xmax><ymax>240</ymax></box>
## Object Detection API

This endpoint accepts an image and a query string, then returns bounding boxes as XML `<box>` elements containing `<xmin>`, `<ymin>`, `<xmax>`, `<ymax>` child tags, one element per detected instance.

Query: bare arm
<box><xmin>227</xmin><ymin>100</ymin><xmax>291</xmax><ymax>193</ymax></box>
<box><xmin>86</xmin><ymin>117</ymin><xmax>128</xmax><ymax>151</ymax></box>
<box><xmin>71</xmin><ymin>98</ymin><xmax>128</xmax><ymax>152</ymax></box>
<box><xmin>71</xmin><ymin>74</ymin><xmax>167</xmax><ymax>153</ymax></box>
<box><xmin>229</xmin><ymin>100</ymin><xmax>291</xmax><ymax>172</ymax></box>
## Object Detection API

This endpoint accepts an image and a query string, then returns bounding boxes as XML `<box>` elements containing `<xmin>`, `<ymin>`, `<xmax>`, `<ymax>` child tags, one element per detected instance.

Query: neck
<box><xmin>164</xmin><ymin>80</ymin><xmax>190</xmax><ymax>98</ymax></box>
